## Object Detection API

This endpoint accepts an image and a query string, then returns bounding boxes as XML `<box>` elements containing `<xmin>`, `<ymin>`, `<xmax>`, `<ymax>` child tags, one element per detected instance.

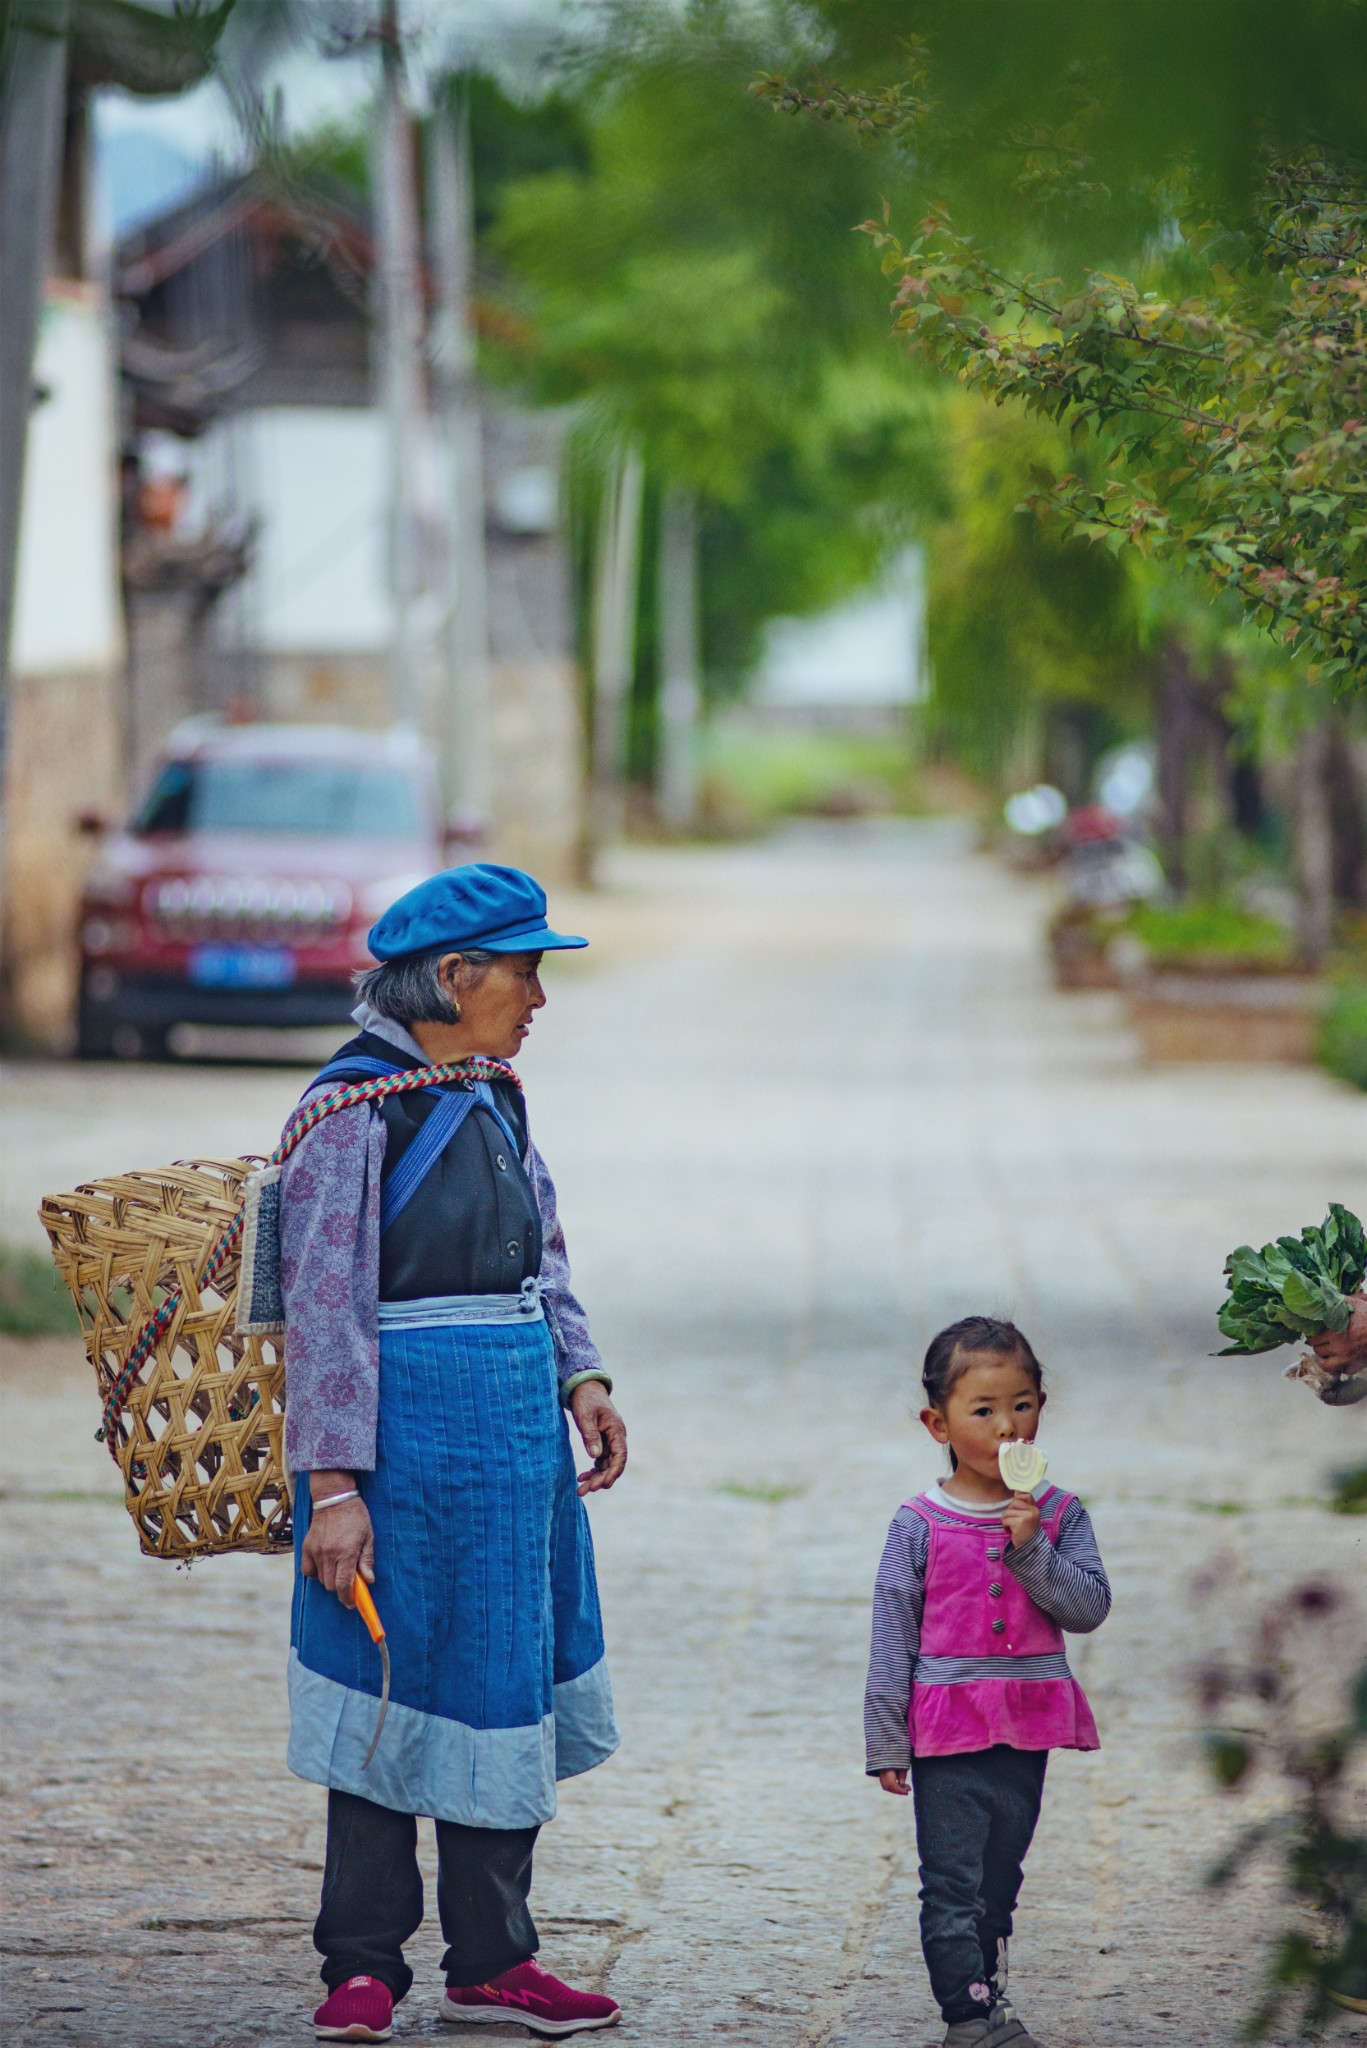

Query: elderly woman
<box><xmin>278</xmin><ymin>864</ymin><xmax>627</xmax><ymax>2044</ymax></box>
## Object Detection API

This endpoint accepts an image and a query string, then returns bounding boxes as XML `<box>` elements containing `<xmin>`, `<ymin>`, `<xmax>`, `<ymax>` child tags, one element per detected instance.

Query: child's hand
<box><xmin>1001</xmin><ymin>1491</ymin><xmax>1040</xmax><ymax>1549</ymax></box>
<box><xmin>877</xmin><ymin>1768</ymin><xmax>909</xmax><ymax>1797</ymax></box>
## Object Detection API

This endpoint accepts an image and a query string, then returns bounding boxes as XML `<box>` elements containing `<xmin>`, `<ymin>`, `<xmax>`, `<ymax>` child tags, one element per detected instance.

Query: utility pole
<box><xmin>428</xmin><ymin>80</ymin><xmax>491</xmax><ymax>835</ymax></box>
<box><xmin>657</xmin><ymin>486</ymin><xmax>701</xmax><ymax>834</ymax></box>
<box><xmin>0</xmin><ymin>0</ymin><xmax>72</xmax><ymax>956</ymax></box>
<box><xmin>372</xmin><ymin>0</ymin><xmax>424</xmax><ymax>728</ymax></box>
<box><xmin>589</xmin><ymin>446</ymin><xmax>644</xmax><ymax>860</ymax></box>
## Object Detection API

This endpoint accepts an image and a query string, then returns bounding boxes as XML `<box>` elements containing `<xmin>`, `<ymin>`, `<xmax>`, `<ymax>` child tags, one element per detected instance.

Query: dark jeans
<box><xmin>911</xmin><ymin>1746</ymin><xmax>1047</xmax><ymax>2024</ymax></box>
<box><xmin>314</xmin><ymin>1788</ymin><xmax>540</xmax><ymax>2002</ymax></box>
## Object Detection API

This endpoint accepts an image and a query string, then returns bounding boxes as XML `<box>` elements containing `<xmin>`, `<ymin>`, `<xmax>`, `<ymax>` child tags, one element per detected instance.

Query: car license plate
<box><xmin>189</xmin><ymin>944</ymin><xmax>297</xmax><ymax>989</ymax></box>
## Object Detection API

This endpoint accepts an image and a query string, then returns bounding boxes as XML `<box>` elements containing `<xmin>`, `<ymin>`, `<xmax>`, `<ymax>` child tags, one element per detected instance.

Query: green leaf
<box><xmin>1205</xmin><ymin>1731</ymin><xmax>1255</xmax><ymax>1788</ymax></box>
<box><xmin>1283</xmin><ymin>1269</ymin><xmax>1350</xmax><ymax>1333</ymax></box>
<box><xmin>1352</xmin><ymin>1660</ymin><xmax>1367</xmax><ymax>1726</ymax></box>
<box><xmin>1330</xmin><ymin>1466</ymin><xmax>1367</xmax><ymax>1519</ymax></box>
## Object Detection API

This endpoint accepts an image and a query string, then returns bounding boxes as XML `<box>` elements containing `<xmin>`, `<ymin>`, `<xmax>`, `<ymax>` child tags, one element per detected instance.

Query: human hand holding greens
<box><xmin>1217</xmin><ymin>1204</ymin><xmax>1366</xmax><ymax>1356</ymax></box>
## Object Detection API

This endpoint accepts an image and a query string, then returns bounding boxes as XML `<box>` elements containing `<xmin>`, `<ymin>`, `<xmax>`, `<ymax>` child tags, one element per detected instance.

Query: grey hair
<box><xmin>352</xmin><ymin>945</ymin><xmax>500</xmax><ymax>1026</ymax></box>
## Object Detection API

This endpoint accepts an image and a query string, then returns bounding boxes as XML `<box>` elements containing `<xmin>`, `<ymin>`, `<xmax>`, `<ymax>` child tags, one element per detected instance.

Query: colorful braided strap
<box><xmin>97</xmin><ymin>1058</ymin><xmax>522</xmax><ymax>1454</ymax></box>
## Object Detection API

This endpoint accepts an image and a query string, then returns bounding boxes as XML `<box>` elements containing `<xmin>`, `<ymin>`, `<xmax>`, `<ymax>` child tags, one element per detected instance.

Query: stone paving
<box><xmin>2</xmin><ymin>819</ymin><xmax>1365</xmax><ymax>2048</ymax></box>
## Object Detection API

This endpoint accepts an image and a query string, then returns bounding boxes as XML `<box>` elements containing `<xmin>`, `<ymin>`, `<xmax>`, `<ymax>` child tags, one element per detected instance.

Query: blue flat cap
<box><xmin>368</xmin><ymin>863</ymin><xmax>588</xmax><ymax>961</ymax></box>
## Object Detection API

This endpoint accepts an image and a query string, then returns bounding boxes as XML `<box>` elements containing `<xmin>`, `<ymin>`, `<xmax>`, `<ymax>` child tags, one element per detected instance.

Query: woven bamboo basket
<box><xmin>39</xmin><ymin>1157</ymin><xmax>291</xmax><ymax>1561</ymax></box>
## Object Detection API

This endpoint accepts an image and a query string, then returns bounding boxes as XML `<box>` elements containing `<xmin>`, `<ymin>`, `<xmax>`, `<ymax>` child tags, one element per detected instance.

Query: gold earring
<box><xmin>451</xmin><ymin>994</ymin><xmax>463</xmax><ymax>1022</ymax></box>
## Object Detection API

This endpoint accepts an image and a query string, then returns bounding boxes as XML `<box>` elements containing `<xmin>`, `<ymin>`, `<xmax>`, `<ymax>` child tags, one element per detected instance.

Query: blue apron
<box><xmin>284</xmin><ymin>1053</ymin><xmax>617</xmax><ymax>1825</ymax></box>
<box><xmin>286</xmin><ymin>1294</ymin><xmax>617</xmax><ymax>1825</ymax></box>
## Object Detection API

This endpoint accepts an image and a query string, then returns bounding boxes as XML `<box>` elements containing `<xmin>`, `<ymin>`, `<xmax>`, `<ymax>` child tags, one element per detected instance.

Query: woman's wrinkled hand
<box><xmin>878</xmin><ymin>1768</ymin><xmax>910</xmax><ymax>1797</ymax></box>
<box><xmin>1001</xmin><ymin>1491</ymin><xmax>1041</xmax><ymax>1550</ymax></box>
<box><xmin>569</xmin><ymin>1382</ymin><xmax>627</xmax><ymax>1496</ymax></box>
<box><xmin>1311</xmin><ymin>1294</ymin><xmax>1367</xmax><ymax>1374</ymax></box>
<box><xmin>300</xmin><ymin>1494</ymin><xmax>375</xmax><ymax>1605</ymax></box>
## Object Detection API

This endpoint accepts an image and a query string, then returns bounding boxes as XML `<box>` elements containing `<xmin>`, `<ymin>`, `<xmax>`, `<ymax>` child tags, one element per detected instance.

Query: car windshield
<box><xmin>134</xmin><ymin>759</ymin><xmax>425</xmax><ymax>839</ymax></box>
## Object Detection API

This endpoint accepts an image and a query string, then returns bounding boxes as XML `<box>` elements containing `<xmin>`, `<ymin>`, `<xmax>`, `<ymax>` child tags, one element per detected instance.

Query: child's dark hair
<box><xmin>922</xmin><ymin>1317</ymin><xmax>1044</xmax><ymax>1466</ymax></box>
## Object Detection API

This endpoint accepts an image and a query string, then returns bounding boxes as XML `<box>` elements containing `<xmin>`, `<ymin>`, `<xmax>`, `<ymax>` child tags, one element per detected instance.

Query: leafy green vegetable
<box><xmin>1218</xmin><ymin>1204</ymin><xmax>1367</xmax><ymax>1355</ymax></box>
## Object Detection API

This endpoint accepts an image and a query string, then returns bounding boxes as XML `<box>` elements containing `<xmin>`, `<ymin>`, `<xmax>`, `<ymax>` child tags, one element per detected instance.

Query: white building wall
<box><xmin>205</xmin><ymin>406</ymin><xmax>389</xmax><ymax>652</ymax></box>
<box><xmin>12</xmin><ymin>282</ymin><xmax>124</xmax><ymax>674</ymax></box>
<box><xmin>5</xmin><ymin>280</ymin><xmax>126</xmax><ymax>1046</ymax></box>
<box><xmin>752</xmin><ymin>545</ymin><xmax>927</xmax><ymax>712</ymax></box>
<box><xmin>189</xmin><ymin>406</ymin><xmax>447</xmax><ymax>658</ymax></box>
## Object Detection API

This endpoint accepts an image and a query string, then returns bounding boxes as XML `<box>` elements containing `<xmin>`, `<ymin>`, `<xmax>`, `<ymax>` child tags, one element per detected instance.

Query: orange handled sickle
<box><xmin>352</xmin><ymin>1573</ymin><xmax>390</xmax><ymax>1769</ymax></box>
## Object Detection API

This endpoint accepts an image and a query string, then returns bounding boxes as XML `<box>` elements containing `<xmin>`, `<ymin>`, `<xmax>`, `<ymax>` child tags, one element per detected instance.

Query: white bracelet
<box><xmin>312</xmin><ymin>1488</ymin><xmax>361</xmax><ymax>1511</ymax></box>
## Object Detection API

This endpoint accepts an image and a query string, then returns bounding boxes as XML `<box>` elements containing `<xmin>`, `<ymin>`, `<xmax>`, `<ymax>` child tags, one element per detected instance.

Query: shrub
<box><xmin>1319</xmin><ymin>981</ymin><xmax>1367</xmax><ymax>1093</ymax></box>
<box><xmin>0</xmin><ymin>1241</ymin><xmax>79</xmax><ymax>1337</ymax></box>
<box><xmin>1125</xmin><ymin>899</ymin><xmax>1297</xmax><ymax>971</ymax></box>
<box><xmin>1200</xmin><ymin>1578</ymin><xmax>1367</xmax><ymax>2033</ymax></box>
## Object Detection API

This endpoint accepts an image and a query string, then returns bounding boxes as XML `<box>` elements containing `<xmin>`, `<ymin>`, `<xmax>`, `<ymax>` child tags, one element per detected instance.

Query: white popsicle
<box><xmin>998</xmin><ymin>1440</ymin><xmax>1048</xmax><ymax>1492</ymax></box>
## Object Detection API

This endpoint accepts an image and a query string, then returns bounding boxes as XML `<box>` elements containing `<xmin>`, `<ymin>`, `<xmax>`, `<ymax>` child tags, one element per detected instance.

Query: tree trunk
<box><xmin>1155</xmin><ymin>635</ymin><xmax>1196</xmax><ymax>894</ymax></box>
<box><xmin>588</xmin><ymin>447</ymin><xmax>643</xmax><ymax>863</ymax></box>
<box><xmin>1325</xmin><ymin>714</ymin><xmax>1367</xmax><ymax>911</ymax></box>
<box><xmin>1204</xmin><ymin>651</ymin><xmax>1265</xmax><ymax>841</ymax></box>
<box><xmin>1294</xmin><ymin>716</ymin><xmax>1335</xmax><ymax>968</ymax></box>
<box><xmin>373</xmin><ymin>0</ymin><xmax>425</xmax><ymax>729</ymax></box>
<box><xmin>656</xmin><ymin>487</ymin><xmax>700</xmax><ymax>835</ymax></box>
<box><xmin>428</xmin><ymin>85</ymin><xmax>490</xmax><ymax>835</ymax></box>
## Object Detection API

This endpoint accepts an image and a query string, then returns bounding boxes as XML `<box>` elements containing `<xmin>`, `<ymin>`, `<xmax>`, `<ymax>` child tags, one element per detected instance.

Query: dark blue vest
<box><xmin>315</xmin><ymin>1031</ymin><xmax>542</xmax><ymax>1301</ymax></box>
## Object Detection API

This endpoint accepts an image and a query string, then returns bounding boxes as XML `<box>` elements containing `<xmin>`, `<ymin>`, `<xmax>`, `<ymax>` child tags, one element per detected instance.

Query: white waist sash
<box><xmin>378</xmin><ymin>1276</ymin><xmax>544</xmax><ymax>1329</ymax></box>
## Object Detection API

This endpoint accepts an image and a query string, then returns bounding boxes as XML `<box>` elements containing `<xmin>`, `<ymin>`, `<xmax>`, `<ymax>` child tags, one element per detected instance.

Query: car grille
<box><xmin>145</xmin><ymin>876</ymin><xmax>353</xmax><ymax>939</ymax></box>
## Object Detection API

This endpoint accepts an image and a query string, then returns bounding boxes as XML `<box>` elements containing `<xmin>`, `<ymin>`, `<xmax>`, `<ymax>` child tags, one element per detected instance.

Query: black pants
<box><xmin>911</xmin><ymin>1747</ymin><xmax>1047</xmax><ymax>2024</ymax></box>
<box><xmin>314</xmin><ymin>1789</ymin><xmax>540</xmax><ymax>2001</ymax></box>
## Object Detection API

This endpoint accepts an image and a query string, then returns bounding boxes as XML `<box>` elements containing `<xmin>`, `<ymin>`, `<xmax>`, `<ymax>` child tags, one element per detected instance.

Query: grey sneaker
<box><xmin>943</xmin><ymin>2005</ymin><xmax>1043</xmax><ymax>2048</ymax></box>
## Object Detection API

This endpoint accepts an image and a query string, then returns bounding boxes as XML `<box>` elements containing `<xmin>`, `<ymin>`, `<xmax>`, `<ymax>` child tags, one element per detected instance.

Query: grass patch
<box><xmin>699</xmin><ymin>722</ymin><xmax>926</xmax><ymax>832</ymax></box>
<box><xmin>0</xmin><ymin>1488</ymin><xmax>123</xmax><ymax>1505</ymax></box>
<box><xmin>1125</xmin><ymin>899</ymin><xmax>1297</xmax><ymax>971</ymax></box>
<box><xmin>0</xmin><ymin>1242</ymin><xmax>78</xmax><ymax>1337</ymax></box>
<box><xmin>1330</xmin><ymin>1464</ymin><xmax>1367</xmax><ymax>1515</ymax></box>
<box><xmin>1186</xmin><ymin>1498</ymin><xmax>1331</xmax><ymax>1514</ymax></box>
<box><xmin>713</xmin><ymin>1480</ymin><xmax>808</xmax><ymax>1505</ymax></box>
<box><xmin>1318</xmin><ymin>980</ymin><xmax>1367</xmax><ymax>1092</ymax></box>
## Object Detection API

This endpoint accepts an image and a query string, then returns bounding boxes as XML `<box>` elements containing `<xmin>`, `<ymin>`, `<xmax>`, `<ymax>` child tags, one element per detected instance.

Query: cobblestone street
<box><xmin>3</xmin><ymin>820</ymin><xmax>1366</xmax><ymax>2048</ymax></box>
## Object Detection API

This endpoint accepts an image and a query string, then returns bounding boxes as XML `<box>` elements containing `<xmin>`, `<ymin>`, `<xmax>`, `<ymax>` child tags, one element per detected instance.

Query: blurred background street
<box><xmin>4</xmin><ymin>824</ymin><xmax>1365</xmax><ymax>2046</ymax></box>
<box><xmin>2</xmin><ymin>1</ymin><xmax>1367</xmax><ymax>2041</ymax></box>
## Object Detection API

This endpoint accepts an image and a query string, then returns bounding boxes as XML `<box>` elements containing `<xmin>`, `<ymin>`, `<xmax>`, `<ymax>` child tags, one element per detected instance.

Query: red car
<box><xmin>77</xmin><ymin>723</ymin><xmax>451</xmax><ymax>1059</ymax></box>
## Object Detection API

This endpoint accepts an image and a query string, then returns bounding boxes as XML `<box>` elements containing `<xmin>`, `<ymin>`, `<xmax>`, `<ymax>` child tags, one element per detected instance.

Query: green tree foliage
<box><xmin>925</xmin><ymin>396</ymin><xmax>1143</xmax><ymax>784</ymax></box>
<box><xmin>260</xmin><ymin>71</ymin><xmax>589</xmax><ymax>253</ymax></box>
<box><xmin>861</xmin><ymin>160</ymin><xmax>1367</xmax><ymax>683</ymax></box>
<box><xmin>756</xmin><ymin>7</ymin><xmax>1367</xmax><ymax>686</ymax></box>
<box><xmin>765</xmin><ymin>1</ymin><xmax>1367</xmax><ymax>245</ymax></box>
<box><xmin>1200</xmin><ymin>1579</ymin><xmax>1367</xmax><ymax>2033</ymax></box>
<box><xmin>270</xmin><ymin>10</ymin><xmax>952</xmax><ymax>703</ymax></box>
<box><xmin>486</xmin><ymin>10</ymin><xmax>946</xmax><ymax>692</ymax></box>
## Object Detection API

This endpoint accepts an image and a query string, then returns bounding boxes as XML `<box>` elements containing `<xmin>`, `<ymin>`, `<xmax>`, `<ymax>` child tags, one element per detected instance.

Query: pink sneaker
<box><xmin>314</xmin><ymin>1975</ymin><xmax>394</xmax><ymax>2042</ymax></box>
<box><xmin>440</xmin><ymin>1957</ymin><xmax>620</xmax><ymax>2036</ymax></box>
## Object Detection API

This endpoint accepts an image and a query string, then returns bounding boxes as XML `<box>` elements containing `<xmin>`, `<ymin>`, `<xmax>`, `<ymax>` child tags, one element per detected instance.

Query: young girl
<box><xmin>864</xmin><ymin>1316</ymin><xmax>1110</xmax><ymax>2048</ymax></box>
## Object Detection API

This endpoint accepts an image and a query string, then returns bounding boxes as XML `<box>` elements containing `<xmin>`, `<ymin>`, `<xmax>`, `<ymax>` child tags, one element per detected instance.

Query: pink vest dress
<box><xmin>904</xmin><ymin>1487</ymin><xmax>1100</xmax><ymax>1758</ymax></box>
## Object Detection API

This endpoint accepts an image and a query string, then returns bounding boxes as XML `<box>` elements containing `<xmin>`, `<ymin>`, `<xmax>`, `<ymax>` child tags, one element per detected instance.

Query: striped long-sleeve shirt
<box><xmin>864</xmin><ymin>1484</ymin><xmax>1111</xmax><ymax>1774</ymax></box>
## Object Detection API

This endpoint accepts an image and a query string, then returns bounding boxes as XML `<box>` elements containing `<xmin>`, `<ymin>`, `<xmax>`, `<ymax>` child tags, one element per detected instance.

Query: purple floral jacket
<box><xmin>279</xmin><ymin>1011</ymin><xmax>605</xmax><ymax>1474</ymax></box>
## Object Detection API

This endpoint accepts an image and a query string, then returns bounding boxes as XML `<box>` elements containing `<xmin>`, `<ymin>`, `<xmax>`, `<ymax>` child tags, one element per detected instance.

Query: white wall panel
<box><xmin>12</xmin><ymin>285</ymin><xmax>123</xmax><ymax>676</ymax></box>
